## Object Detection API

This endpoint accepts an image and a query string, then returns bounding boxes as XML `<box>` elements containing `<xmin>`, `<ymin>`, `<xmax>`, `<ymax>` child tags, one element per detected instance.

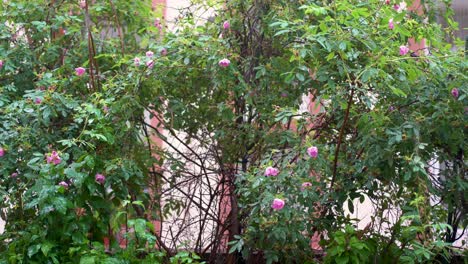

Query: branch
<box><xmin>330</xmin><ymin>86</ymin><xmax>355</xmax><ymax>189</ymax></box>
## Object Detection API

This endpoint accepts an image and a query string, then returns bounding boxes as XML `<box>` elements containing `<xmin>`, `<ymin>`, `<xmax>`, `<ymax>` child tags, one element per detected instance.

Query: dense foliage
<box><xmin>0</xmin><ymin>0</ymin><xmax>466</xmax><ymax>263</ymax></box>
<box><xmin>0</xmin><ymin>0</ymin><xmax>171</xmax><ymax>263</ymax></box>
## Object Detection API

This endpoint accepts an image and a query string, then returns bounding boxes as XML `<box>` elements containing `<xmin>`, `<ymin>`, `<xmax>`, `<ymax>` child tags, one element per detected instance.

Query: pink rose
<box><xmin>451</xmin><ymin>88</ymin><xmax>459</xmax><ymax>99</ymax></box>
<box><xmin>59</xmin><ymin>181</ymin><xmax>69</xmax><ymax>188</ymax></box>
<box><xmin>146</xmin><ymin>60</ymin><xmax>154</xmax><ymax>69</ymax></box>
<box><xmin>388</xmin><ymin>18</ymin><xmax>394</xmax><ymax>30</ymax></box>
<box><xmin>264</xmin><ymin>166</ymin><xmax>279</xmax><ymax>177</ymax></box>
<box><xmin>271</xmin><ymin>198</ymin><xmax>285</xmax><ymax>211</ymax></box>
<box><xmin>34</xmin><ymin>98</ymin><xmax>42</xmax><ymax>104</ymax></box>
<box><xmin>307</xmin><ymin>146</ymin><xmax>318</xmax><ymax>158</ymax></box>
<box><xmin>46</xmin><ymin>151</ymin><xmax>62</xmax><ymax>165</ymax></box>
<box><xmin>301</xmin><ymin>182</ymin><xmax>312</xmax><ymax>191</ymax></box>
<box><xmin>223</xmin><ymin>21</ymin><xmax>230</xmax><ymax>30</ymax></box>
<box><xmin>75</xmin><ymin>67</ymin><xmax>86</xmax><ymax>76</ymax></box>
<box><xmin>154</xmin><ymin>18</ymin><xmax>161</xmax><ymax>27</ymax></box>
<box><xmin>385</xmin><ymin>0</ymin><xmax>390</xmax><ymax>4</ymax></box>
<box><xmin>0</xmin><ymin>60</ymin><xmax>3</xmax><ymax>69</ymax></box>
<box><xmin>399</xmin><ymin>45</ymin><xmax>409</xmax><ymax>56</ymax></box>
<box><xmin>79</xmin><ymin>0</ymin><xmax>86</xmax><ymax>9</ymax></box>
<box><xmin>11</xmin><ymin>172</ymin><xmax>18</xmax><ymax>178</ymax></box>
<box><xmin>160</xmin><ymin>48</ymin><xmax>167</xmax><ymax>56</ymax></box>
<box><xmin>134</xmin><ymin>57</ymin><xmax>141</xmax><ymax>66</ymax></box>
<box><xmin>154</xmin><ymin>18</ymin><xmax>162</xmax><ymax>30</ymax></box>
<box><xmin>146</xmin><ymin>51</ymin><xmax>154</xmax><ymax>58</ymax></box>
<box><xmin>95</xmin><ymin>173</ymin><xmax>106</xmax><ymax>184</ymax></box>
<box><xmin>0</xmin><ymin>147</ymin><xmax>5</xmax><ymax>157</ymax></box>
<box><xmin>394</xmin><ymin>1</ymin><xmax>407</xmax><ymax>12</ymax></box>
<box><xmin>218</xmin><ymin>58</ymin><xmax>230</xmax><ymax>68</ymax></box>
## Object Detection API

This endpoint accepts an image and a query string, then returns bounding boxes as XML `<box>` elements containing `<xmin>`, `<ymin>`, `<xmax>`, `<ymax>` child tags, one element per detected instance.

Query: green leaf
<box><xmin>228</xmin><ymin>244</ymin><xmax>238</xmax><ymax>254</ymax></box>
<box><xmin>336</xmin><ymin>255</ymin><xmax>349</xmax><ymax>264</ymax></box>
<box><xmin>296</xmin><ymin>73</ymin><xmax>305</xmax><ymax>82</ymax></box>
<box><xmin>28</xmin><ymin>244</ymin><xmax>41</xmax><ymax>258</ymax></box>
<box><xmin>326</xmin><ymin>52</ymin><xmax>335</xmax><ymax>61</ymax></box>
<box><xmin>390</xmin><ymin>86</ymin><xmax>407</xmax><ymax>97</ymax></box>
<box><xmin>359</xmin><ymin>195</ymin><xmax>365</xmax><ymax>204</ymax></box>
<box><xmin>339</xmin><ymin>41</ymin><xmax>346</xmax><ymax>51</ymax></box>
<box><xmin>274</xmin><ymin>29</ymin><xmax>291</xmax><ymax>36</ymax></box>
<box><xmin>80</xmin><ymin>256</ymin><xmax>96</xmax><ymax>264</ymax></box>
<box><xmin>52</xmin><ymin>197</ymin><xmax>68</xmax><ymax>214</ymax></box>
<box><xmin>40</xmin><ymin>242</ymin><xmax>54</xmax><ymax>257</ymax></box>
<box><xmin>347</xmin><ymin>199</ymin><xmax>354</xmax><ymax>214</ymax></box>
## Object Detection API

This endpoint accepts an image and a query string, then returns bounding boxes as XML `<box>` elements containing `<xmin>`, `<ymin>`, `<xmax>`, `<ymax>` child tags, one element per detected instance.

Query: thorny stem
<box><xmin>330</xmin><ymin>86</ymin><xmax>355</xmax><ymax>190</ymax></box>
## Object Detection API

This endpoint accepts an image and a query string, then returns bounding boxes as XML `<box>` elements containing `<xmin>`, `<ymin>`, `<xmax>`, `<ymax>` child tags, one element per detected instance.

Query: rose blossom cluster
<box><xmin>266</xmin><ymin>146</ymin><xmax>319</xmax><ymax>211</ymax></box>
<box><xmin>264</xmin><ymin>166</ymin><xmax>279</xmax><ymax>177</ymax></box>
<box><xmin>46</xmin><ymin>151</ymin><xmax>62</xmax><ymax>165</ymax></box>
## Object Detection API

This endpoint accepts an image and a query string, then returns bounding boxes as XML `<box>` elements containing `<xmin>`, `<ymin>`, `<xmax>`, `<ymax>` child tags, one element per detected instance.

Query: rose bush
<box><xmin>0</xmin><ymin>0</ymin><xmax>466</xmax><ymax>263</ymax></box>
<box><xmin>230</xmin><ymin>0</ymin><xmax>467</xmax><ymax>262</ymax></box>
<box><xmin>0</xmin><ymin>0</ymin><xmax>181</xmax><ymax>262</ymax></box>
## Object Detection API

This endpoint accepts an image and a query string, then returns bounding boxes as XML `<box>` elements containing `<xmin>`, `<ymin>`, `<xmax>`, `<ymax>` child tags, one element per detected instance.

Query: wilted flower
<box><xmin>271</xmin><ymin>198</ymin><xmax>285</xmax><ymax>210</ymax></box>
<box><xmin>35</xmin><ymin>98</ymin><xmax>42</xmax><ymax>104</ymax></box>
<box><xmin>11</xmin><ymin>172</ymin><xmax>19</xmax><ymax>178</ymax></box>
<box><xmin>264</xmin><ymin>166</ymin><xmax>279</xmax><ymax>177</ymax></box>
<box><xmin>75</xmin><ymin>207</ymin><xmax>86</xmax><ymax>217</ymax></box>
<box><xmin>160</xmin><ymin>48</ymin><xmax>167</xmax><ymax>56</ymax></box>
